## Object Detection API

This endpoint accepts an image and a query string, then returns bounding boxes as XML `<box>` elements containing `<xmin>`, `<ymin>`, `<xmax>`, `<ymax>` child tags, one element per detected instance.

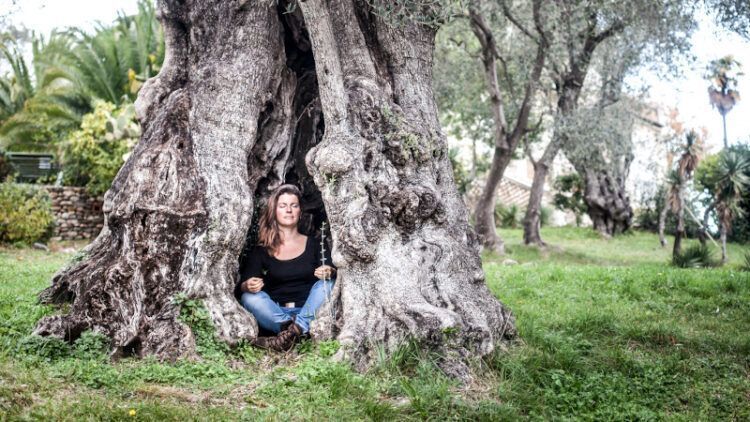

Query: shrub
<box><xmin>495</xmin><ymin>203</ymin><xmax>521</xmax><ymax>228</ymax></box>
<box><xmin>553</xmin><ymin>173</ymin><xmax>587</xmax><ymax>226</ymax></box>
<box><xmin>0</xmin><ymin>180</ymin><xmax>55</xmax><ymax>244</ymax></box>
<box><xmin>741</xmin><ymin>252</ymin><xmax>750</xmax><ymax>272</ymax></box>
<box><xmin>73</xmin><ymin>331</ymin><xmax>110</xmax><ymax>360</ymax></box>
<box><xmin>60</xmin><ymin>101</ymin><xmax>139</xmax><ymax>196</ymax></box>
<box><xmin>695</xmin><ymin>143</ymin><xmax>750</xmax><ymax>244</ymax></box>
<box><xmin>671</xmin><ymin>244</ymin><xmax>717</xmax><ymax>268</ymax></box>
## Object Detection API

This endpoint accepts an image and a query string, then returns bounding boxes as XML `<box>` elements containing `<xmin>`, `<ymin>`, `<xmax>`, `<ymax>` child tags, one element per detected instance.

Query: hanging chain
<box><xmin>320</xmin><ymin>221</ymin><xmax>335</xmax><ymax>327</ymax></box>
<box><xmin>320</xmin><ymin>221</ymin><xmax>329</xmax><ymax>280</ymax></box>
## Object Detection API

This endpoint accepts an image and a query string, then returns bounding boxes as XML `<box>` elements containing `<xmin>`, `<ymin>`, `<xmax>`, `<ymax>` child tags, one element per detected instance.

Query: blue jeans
<box><xmin>240</xmin><ymin>279</ymin><xmax>335</xmax><ymax>334</ymax></box>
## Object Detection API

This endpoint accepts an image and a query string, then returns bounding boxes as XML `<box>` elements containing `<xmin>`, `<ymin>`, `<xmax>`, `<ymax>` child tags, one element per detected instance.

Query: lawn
<box><xmin>1</xmin><ymin>227</ymin><xmax>749</xmax><ymax>420</ymax></box>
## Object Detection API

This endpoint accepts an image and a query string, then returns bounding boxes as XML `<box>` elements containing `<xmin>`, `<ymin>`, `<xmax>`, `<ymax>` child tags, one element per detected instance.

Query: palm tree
<box><xmin>707</xmin><ymin>56</ymin><xmax>742</xmax><ymax>149</ymax></box>
<box><xmin>0</xmin><ymin>44</ymin><xmax>35</xmax><ymax>122</ymax></box>
<box><xmin>0</xmin><ymin>0</ymin><xmax>163</xmax><ymax>151</ymax></box>
<box><xmin>61</xmin><ymin>0</ymin><xmax>163</xmax><ymax>106</ymax></box>
<box><xmin>671</xmin><ymin>131</ymin><xmax>701</xmax><ymax>257</ymax></box>
<box><xmin>710</xmin><ymin>150</ymin><xmax>750</xmax><ymax>263</ymax></box>
<box><xmin>0</xmin><ymin>33</ymin><xmax>87</xmax><ymax>151</ymax></box>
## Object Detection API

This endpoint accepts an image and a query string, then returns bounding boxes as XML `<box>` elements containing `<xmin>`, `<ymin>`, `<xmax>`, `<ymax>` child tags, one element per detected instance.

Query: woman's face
<box><xmin>275</xmin><ymin>193</ymin><xmax>301</xmax><ymax>228</ymax></box>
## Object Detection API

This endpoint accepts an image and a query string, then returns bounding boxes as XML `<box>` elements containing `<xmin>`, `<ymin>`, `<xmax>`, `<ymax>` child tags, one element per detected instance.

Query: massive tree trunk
<box><xmin>579</xmin><ymin>168</ymin><xmax>632</xmax><ymax>237</ymax></box>
<box><xmin>34</xmin><ymin>0</ymin><xmax>515</xmax><ymax>378</ymax></box>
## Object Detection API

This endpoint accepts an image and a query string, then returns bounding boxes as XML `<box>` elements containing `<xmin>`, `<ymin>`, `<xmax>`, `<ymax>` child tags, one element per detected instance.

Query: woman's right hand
<box><xmin>243</xmin><ymin>277</ymin><xmax>264</xmax><ymax>293</ymax></box>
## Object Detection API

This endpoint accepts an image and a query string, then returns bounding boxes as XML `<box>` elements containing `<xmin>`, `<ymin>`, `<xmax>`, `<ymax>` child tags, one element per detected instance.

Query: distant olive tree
<box><xmin>517</xmin><ymin>0</ymin><xmax>696</xmax><ymax>246</ymax></box>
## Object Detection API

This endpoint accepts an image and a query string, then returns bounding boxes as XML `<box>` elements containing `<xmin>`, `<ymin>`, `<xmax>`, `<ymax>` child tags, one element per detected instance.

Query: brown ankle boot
<box><xmin>254</xmin><ymin>321</ymin><xmax>303</xmax><ymax>352</ymax></box>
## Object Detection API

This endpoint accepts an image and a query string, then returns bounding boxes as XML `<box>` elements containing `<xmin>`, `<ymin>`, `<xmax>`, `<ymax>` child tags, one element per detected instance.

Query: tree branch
<box><xmin>508</xmin><ymin>16</ymin><xmax>547</xmax><ymax>144</ymax></box>
<box><xmin>500</xmin><ymin>0</ymin><xmax>540</xmax><ymax>45</ymax></box>
<box><xmin>469</xmin><ymin>7</ymin><xmax>509</xmax><ymax>135</ymax></box>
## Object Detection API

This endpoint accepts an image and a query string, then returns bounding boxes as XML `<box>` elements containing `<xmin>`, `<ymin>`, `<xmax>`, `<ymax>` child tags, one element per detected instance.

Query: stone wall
<box><xmin>44</xmin><ymin>186</ymin><xmax>104</xmax><ymax>241</ymax></box>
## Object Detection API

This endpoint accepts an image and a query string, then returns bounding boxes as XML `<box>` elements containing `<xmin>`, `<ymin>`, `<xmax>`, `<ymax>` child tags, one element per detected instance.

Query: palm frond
<box><xmin>672</xmin><ymin>244</ymin><xmax>717</xmax><ymax>268</ymax></box>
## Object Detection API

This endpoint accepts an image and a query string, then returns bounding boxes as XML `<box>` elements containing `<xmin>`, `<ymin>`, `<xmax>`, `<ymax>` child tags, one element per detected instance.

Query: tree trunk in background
<box><xmin>720</xmin><ymin>222</ymin><xmax>728</xmax><ymax>264</ymax></box>
<box><xmin>35</xmin><ymin>0</ymin><xmax>515</xmax><ymax>379</ymax></box>
<box><xmin>522</xmin><ymin>89</ymin><xmax>578</xmax><ymax>246</ymax></box>
<box><xmin>468</xmin><ymin>4</ymin><xmax>546</xmax><ymax>254</ymax></box>
<box><xmin>672</xmin><ymin>180</ymin><xmax>686</xmax><ymax>257</ymax></box>
<box><xmin>658</xmin><ymin>204</ymin><xmax>669</xmax><ymax>247</ymax></box>
<box><xmin>473</xmin><ymin>148</ymin><xmax>512</xmax><ymax>254</ymax></box>
<box><xmin>581</xmin><ymin>168</ymin><xmax>633</xmax><ymax>237</ymax></box>
<box><xmin>523</xmin><ymin>158</ymin><xmax>550</xmax><ymax>246</ymax></box>
<box><xmin>697</xmin><ymin>202</ymin><xmax>714</xmax><ymax>247</ymax></box>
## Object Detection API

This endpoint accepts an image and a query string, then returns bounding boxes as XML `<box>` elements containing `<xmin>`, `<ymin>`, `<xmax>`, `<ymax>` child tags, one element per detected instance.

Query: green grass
<box><xmin>1</xmin><ymin>228</ymin><xmax>749</xmax><ymax>420</ymax></box>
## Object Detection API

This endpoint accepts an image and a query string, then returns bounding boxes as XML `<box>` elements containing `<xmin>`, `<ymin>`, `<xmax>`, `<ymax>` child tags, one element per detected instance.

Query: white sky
<box><xmin>4</xmin><ymin>1</ymin><xmax>750</xmax><ymax>152</ymax></box>
<box><xmin>2</xmin><ymin>0</ymin><xmax>139</xmax><ymax>34</ymax></box>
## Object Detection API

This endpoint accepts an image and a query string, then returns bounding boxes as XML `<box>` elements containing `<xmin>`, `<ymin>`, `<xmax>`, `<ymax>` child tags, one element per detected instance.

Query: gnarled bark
<box><xmin>580</xmin><ymin>168</ymin><xmax>633</xmax><ymax>237</ymax></box>
<box><xmin>35</xmin><ymin>0</ymin><xmax>515</xmax><ymax>378</ymax></box>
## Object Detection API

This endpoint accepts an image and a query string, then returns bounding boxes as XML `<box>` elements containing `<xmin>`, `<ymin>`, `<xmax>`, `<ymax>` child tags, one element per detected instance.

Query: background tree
<box><xmin>670</xmin><ymin>131</ymin><xmax>702</xmax><ymax>256</ymax></box>
<box><xmin>465</xmin><ymin>0</ymin><xmax>547</xmax><ymax>253</ymax></box>
<box><xmin>559</xmin><ymin>38</ymin><xmax>638</xmax><ymax>237</ymax></box>
<box><xmin>519</xmin><ymin>1</ymin><xmax>652</xmax><ymax>245</ymax></box>
<box><xmin>34</xmin><ymin>0</ymin><xmax>515</xmax><ymax>379</ymax></box>
<box><xmin>658</xmin><ymin>169</ymin><xmax>680</xmax><ymax>247</ymax></box>
<box><xmin>696</xmin><ymin>149</ymin><xmax>750</xmax><ymax>262</ymax></box>
<box><xmin>706</xmin><ymin>0</ymin><xmax>750</xmax><ymax>39</ymax></box>
<box><xmin>706</xmin><ymin>55</ymin><xmax>742</xmax><ymax>149</ymax></box>
<box><xmin>0</xmin><ymin>34</ymin><xmax>86</xmax><ymax>151</ymax></box>
<box><xmin>433</xmin><ymin>18</ymin><xmax>493</xmax><ymax>185</ymax></box>
<box><xmin>552</xmin><ymin>173</ymin><xmax>587</xmax><ymax>227</ymax></box>
<box><xmin>519</xmin><ymin>0</ymin><xmax>695</xmax><ymax>246</ymax></box>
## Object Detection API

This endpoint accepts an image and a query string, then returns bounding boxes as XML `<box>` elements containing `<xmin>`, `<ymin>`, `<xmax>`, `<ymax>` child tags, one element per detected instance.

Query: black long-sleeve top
<box><xmin>237</xmin><ymin>235</ymin><xmax>334</xmax><ymax>305</ymax></box>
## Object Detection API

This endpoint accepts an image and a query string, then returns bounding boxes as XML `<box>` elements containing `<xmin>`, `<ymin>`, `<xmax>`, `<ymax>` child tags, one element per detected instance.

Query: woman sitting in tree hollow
<box><xmin>238</xmin><ymin>184</ymin><xmax>336</xmax><ymax>351</ymax></box>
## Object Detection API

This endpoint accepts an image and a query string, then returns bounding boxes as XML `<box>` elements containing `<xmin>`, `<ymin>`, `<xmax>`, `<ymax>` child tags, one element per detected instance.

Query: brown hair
<box><xmin>258</xmin><ymin>184</ymin><xmax>302</xmax><ymax>255</ymax></box>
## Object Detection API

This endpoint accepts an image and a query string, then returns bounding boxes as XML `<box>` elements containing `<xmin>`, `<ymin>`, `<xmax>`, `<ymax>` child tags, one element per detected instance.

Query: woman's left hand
<box><xmin>314</xmin><ymin>265</ymin><xmax>335</xmax><ymax>280</ymax></box>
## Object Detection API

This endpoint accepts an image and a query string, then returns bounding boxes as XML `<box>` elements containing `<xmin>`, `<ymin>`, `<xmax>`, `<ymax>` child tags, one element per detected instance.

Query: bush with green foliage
<box><xmin>671</xmin><ymin>244</ymin><xmax>717</xmax><ymax>268</ymax></box>
<box><xmin>552</xmin><ymin>173</ymin><xmax>587</xmax><ymax>226</ymax></box>
<box><xmin>60</xmin><ymin>101</ymin><xmax>139</xmax><ymax>196</ymax></box>
<box><xmin>695</xmin><ymin>143</ymin><xmax>750</xmax><ymax>244</ymax></box>
<box><xmin>741</xmin><ymin>252</ymin><xmax>750</xmax><ymax>272</ymax></box>
<box><xmin>495</xmin><ymin>203</ymin><xmax>521</xmax><ymax>228</ymax></box>
<box><xmin>0</xmin><ymin>180</ymin><xmax>55</xmax><ymax>244</ymax></box>
<box><xmin>495</xmin><ymin>203</ymin><xmax>551</xmax><ymax>228</ymax></box>
<box><xmin>0</xmin><ymin>0</ymin><xmax>163</xmax><ymax>152</ymax></box>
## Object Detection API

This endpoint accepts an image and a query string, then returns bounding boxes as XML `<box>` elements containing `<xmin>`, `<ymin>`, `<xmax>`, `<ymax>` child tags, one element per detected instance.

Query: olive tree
<box><xmin>34</xmin><ymin>0</ymin><xmax>515</xmax><ymax>379</ymax></box>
